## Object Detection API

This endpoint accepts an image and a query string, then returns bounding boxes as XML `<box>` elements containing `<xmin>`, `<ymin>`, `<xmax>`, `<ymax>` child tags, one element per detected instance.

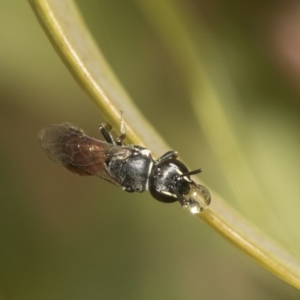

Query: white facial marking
<box><xmin>161</xmin><ymin>191</ymin><xmax>176</xmax><ymax>198</ymax></box>
<box><xmin>172</xmin><ymin>164</ymin><xmax>190</xmax><ymax>182</ymax></box>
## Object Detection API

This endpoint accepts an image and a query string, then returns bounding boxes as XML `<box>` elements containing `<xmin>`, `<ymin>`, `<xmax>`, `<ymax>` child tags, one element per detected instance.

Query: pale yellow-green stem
<box><xmin>28</xmin><ymin>0</ymin><xmax>300</xmax><ymax>290</ymax></box>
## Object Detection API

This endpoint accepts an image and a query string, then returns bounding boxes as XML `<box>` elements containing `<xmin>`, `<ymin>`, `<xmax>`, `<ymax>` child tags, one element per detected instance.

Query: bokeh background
<box><xmin>1</xmin><ymin>0</ymin><xmax>300</xmax><ymax>299</ymax></box>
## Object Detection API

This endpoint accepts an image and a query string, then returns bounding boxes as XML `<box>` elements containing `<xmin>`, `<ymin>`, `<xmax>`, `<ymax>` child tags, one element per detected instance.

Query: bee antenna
<box><xmin>178</xmin><ymin>168</ymin><xmax>203</xmax><ymax>178</ymax></box>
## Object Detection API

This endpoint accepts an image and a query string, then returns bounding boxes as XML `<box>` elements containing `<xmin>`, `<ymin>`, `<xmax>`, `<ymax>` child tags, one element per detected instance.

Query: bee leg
<box><xmin>99</xmin><ymin>123</ymin><xmax>116</xmax><ymax>144</ymax></box>
<box><xmin>116</xmin><ymin>111</ymin><xmax>126</xmax><ymax>146</ymax></box>
<box><xmin>157</xmin><ymin>151</ymin><xmax>179</xmax><ymax>163</ymax></box>
<box><xmin>171</xmin><ymin>186</ymin><xmax>186</xmax><ymax>207</ymax></box>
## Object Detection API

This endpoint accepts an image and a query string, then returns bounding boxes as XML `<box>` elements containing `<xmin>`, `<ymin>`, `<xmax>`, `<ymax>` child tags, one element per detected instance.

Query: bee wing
<box><xmin>38</xmin><ymin>122</ymin><xmax>131</xmax><ymax>186</ymax></box>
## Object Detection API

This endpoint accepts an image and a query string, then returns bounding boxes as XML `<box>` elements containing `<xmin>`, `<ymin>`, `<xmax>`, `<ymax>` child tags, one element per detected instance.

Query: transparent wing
<box><xmin>38</xmin><ymin>122</ymin><xmax>131</xmax><ymax>186</ymax></box>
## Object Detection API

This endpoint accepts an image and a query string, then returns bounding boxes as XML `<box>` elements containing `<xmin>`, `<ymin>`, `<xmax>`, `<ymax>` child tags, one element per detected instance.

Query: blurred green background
<box><xmin>1</xmin><ymin>0</ymin><xmax>300</xmax><ymax>299</ymax></box>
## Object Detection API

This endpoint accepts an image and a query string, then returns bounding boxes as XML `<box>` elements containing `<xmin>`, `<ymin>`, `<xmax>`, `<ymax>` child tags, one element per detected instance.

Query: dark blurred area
<box><xmin>0</xmin><ymin>1</ymin><xmax>300</xmax><ymax>299</ymax></box>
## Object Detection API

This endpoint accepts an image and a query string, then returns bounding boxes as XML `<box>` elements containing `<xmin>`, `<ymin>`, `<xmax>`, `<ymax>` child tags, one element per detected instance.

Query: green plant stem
<box><xmin>29</xmin><ymin>0</ymin><xmax>300</xmax><ymax>290</ymax></box>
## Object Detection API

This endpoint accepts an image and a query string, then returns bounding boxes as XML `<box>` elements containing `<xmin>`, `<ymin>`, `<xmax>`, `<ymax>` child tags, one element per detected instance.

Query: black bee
<box><xmin>38</xmin><ymin>117</ymin><xmax>211</xmax><ymax>213</ymax></box>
